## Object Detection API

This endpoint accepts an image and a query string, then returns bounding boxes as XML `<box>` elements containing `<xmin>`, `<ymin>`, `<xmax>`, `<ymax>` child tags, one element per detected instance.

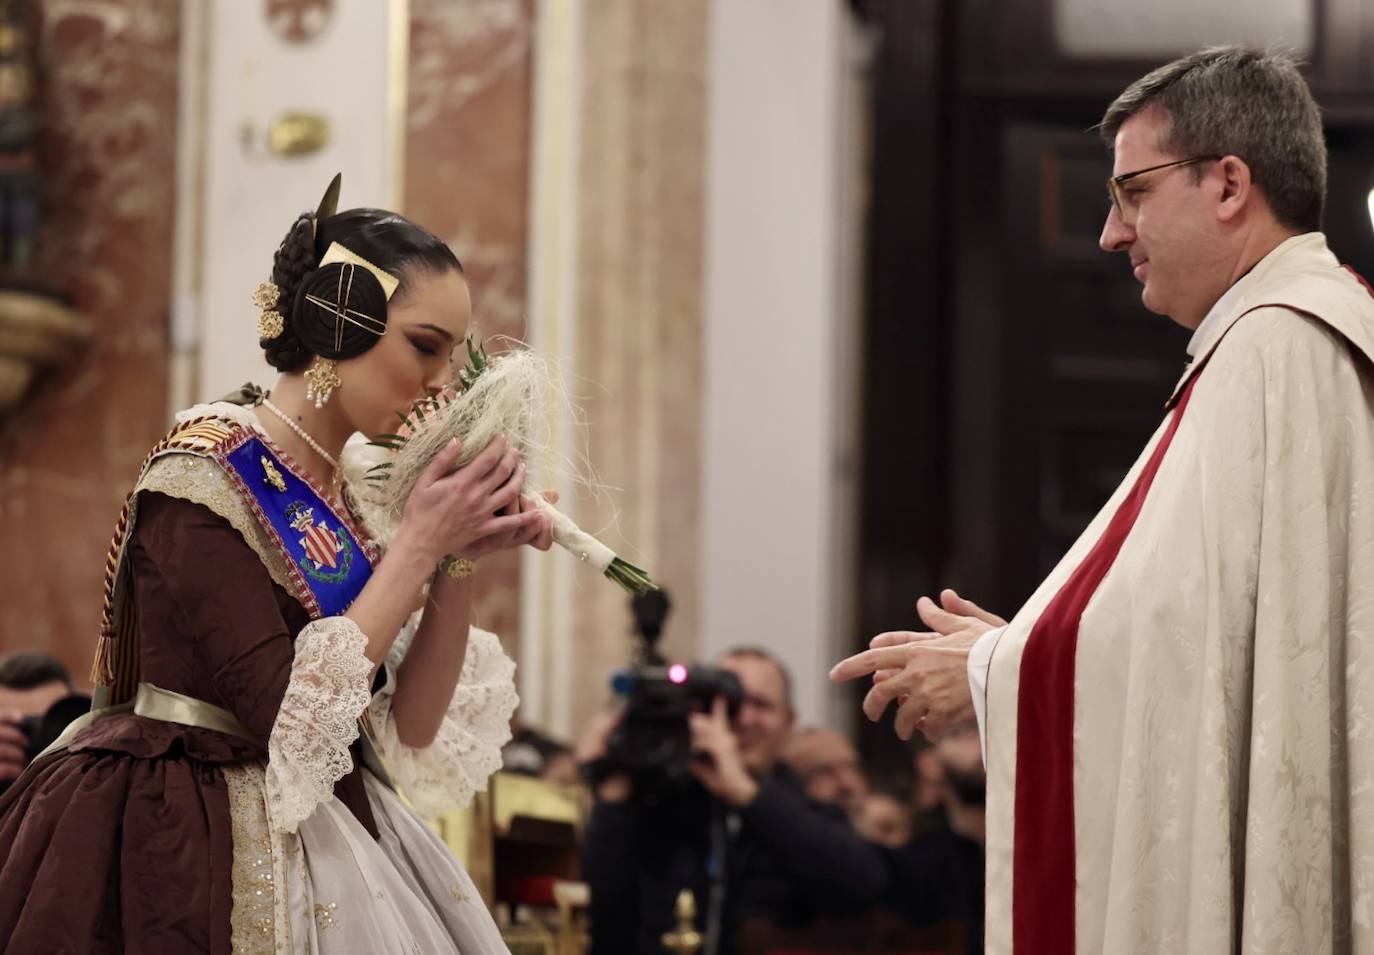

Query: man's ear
<box><xmin>1215</xmin><ymin>154</ymin><xmax>1255</xmax><ymax>223</ymax></box>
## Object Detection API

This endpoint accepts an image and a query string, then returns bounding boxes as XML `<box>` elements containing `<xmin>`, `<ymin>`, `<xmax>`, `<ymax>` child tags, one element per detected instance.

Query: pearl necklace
<box><xmin>260</xmin><ymin>397</ymin><xmax>341</xmax><ymax>475</ymax></box>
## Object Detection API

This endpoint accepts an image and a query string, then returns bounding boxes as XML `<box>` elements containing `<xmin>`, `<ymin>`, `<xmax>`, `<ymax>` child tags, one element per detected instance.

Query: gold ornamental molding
<box><xmin>0</xmin><ymin>290</ymin><xmax>91</xmax><ymax>411</ymax></box>
<box><xmin>266</xmin><ymin>110</ymin><xmax>331</xmax><ymax>156</ymax></box>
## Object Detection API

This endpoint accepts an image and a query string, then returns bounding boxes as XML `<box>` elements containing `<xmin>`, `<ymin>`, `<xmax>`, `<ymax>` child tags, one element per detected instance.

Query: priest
<box><xmin>832</xmin><ymin>46</ymin><xmax>1374</xmax><ymax>955</ymax></box>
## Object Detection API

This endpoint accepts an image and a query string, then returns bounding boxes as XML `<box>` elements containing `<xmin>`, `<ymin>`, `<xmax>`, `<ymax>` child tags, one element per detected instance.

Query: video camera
<box><xmin>0</xmin><ymin>693</ymin><xmax>90</xmax><ymax>797</ymax></box>
<box><xmin>600</xmin><ymin>589</ymin><xmax>744</xmax><ymax>797</ymax></box>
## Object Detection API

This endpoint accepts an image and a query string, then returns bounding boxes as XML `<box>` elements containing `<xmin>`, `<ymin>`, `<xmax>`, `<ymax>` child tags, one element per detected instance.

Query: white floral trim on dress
<box><xmin>265</xmin><ymin>616</ymin><xmax>372</xmax><ymax>833</ymax></box>
<box><xmin>368</xmin><ymin>614</ymin><xmax>518</xmax><ymax>820</ymax></box>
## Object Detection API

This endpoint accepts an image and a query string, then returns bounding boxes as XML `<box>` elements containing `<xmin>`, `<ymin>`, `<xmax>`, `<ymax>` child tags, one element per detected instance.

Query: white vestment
<box><xmin>979</xmin><ymin>233</ymin><xmax>1374</xmax><ymax>954</ymax></box>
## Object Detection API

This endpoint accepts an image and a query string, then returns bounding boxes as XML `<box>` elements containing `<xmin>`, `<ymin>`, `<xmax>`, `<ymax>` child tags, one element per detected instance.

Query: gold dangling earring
<box><xmin>304</xmin><ymin>357</ymin><xmax>341</xmax><ymax>408</ymax></box>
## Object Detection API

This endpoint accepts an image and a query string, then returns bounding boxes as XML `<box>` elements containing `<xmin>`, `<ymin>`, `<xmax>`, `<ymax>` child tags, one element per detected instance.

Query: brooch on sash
<box><xmin>212</xmin><ymin>429</ymin><xmax>376</xmax><ymax>618</ymax></box>
<box><xmin>261</xmin><ymin>456</ymin><xmax>287</xmax><ymax>491</ymax></box>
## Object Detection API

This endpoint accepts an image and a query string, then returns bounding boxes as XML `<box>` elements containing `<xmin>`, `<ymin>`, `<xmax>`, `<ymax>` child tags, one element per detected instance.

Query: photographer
<box><xmin>883</xmin><ymin>723</ymin><xmax>986</xmax><ymax>955</ymax></box>
<box><xmin>0</xmin><ymin>652</ymin><xmax>79</xmax><ymax>791</ymax></box>
<box><xmin>580</xmin><ymin>647</ymin><xmax>887</xmax><ymax>955</ymax></box>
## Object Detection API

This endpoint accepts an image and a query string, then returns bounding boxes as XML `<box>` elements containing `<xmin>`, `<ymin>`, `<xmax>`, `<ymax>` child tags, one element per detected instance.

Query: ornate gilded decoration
<box><xmin>303</xmin><ymin>356</ymin><xmax>341</xmax><ymax>408</ymax></box>
<box><xmin>438</xmin><ymin>555</ymin><xmax>475</xmax><ymax>580</ymax></box>
<box><xmin>251</xmin><ymin>281</ymin><xmax>280</xmax><ymax>309</ymax></box>
<box><xmin>303</xmin><ymin>261</ymin><xmax>389</xmax><ymax>351</ymax></box>
<box><xmin>261</xmin><ymin>455</ymin><xmax>287</xmax><ymax>492</ymax></box>
<box><xmin>266</xmin><ymin>111</ymin><xmax>331</xmax><ymax>157</ymax></box>
<box><xmin>318</xmin><ymin>242</ymin><xmax>400</xmax><ymax>300</ymax></box>
<box><xmin>255</xmin><ymin>309</ymin><xmax>284</xmax><ymax>340</ymax></box>
<box><xmin>264</xmin><ymin>0</ymin><xmax>334</xmax><ymax>44</ymax></box>
<box><xmin>661</xmin><ymin>890</ymin><xmax>704</xmax><ymax>955</ymax></box>
<box><xmin>0</xmin><ymin>290</ymin><xmax>91</xmax><ymax>411</ymax></box>
<box><xmin>224</xmin><ymin>763</ymin><xmax>282</xmax><ymax>955</ymax></box>
<box><xmin>252</xmin><ymin>281</ymin><xmax>284</xmax><ymax>340</ymax></box>
<box><xmin>312</xmin><ymin>902</ymin><xmax>337</xmax><ymax>930</ymax></box>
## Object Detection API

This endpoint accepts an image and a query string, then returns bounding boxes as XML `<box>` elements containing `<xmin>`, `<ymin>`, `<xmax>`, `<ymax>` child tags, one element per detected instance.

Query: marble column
<box><xmin>405</xmin><ymin>0</ymin><xmax>535</xmax><ymax>653</ymax></box>
<box><xmin>0</xmin><ymin>1</ymin><xmax>180</xmax><ymax>674</ymax></box>
<box><xmin>526</xmin><ymin>0</ymin><xmax>709</xmax><ymax>738</ymax></box>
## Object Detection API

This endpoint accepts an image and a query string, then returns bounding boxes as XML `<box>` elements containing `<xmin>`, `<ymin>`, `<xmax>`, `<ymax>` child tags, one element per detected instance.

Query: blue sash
<box><xmin>216</xmin><ymin>430</ymin><xmax>375</xmax><ymax>618</ymax></box>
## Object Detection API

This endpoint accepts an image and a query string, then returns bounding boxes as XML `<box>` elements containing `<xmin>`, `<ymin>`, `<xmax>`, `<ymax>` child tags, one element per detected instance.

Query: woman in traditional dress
<box><xmin>0</xmin><ymin>177</ymin><xmax>548</xmax><ymax>953</ymax></box>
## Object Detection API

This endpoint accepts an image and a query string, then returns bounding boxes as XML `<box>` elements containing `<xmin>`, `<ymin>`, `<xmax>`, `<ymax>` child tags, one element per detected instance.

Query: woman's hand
<box><xmin>393</xmin><ymin>435</ymin><xmax>542</xmax><ymax>564</ymax></box>
<box><xmin>461</xmin><ymin>489</ymin><xmax>559</xmax><ymax>560</ymax></box>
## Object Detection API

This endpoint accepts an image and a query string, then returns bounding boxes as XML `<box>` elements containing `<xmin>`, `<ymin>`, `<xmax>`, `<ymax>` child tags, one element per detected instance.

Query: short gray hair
<box><xmin>717</xmin><ymin>645</ymin><xmax>794</xmax><ymax>712</ymax></box>
<box><xmin>1099</xmin><ymin>46</ymin><xmax>1326</xmax><ymax>233</ymax></box>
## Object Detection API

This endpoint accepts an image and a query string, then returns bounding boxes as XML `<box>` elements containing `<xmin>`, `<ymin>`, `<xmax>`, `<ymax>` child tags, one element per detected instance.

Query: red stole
<box><xmin>1011</xmin><ymin>363</ymin><xmax>1207</xmax><ymax>953</ymax></box>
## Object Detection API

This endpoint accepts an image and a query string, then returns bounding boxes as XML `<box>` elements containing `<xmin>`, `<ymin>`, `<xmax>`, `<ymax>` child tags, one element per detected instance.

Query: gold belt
<box><xmin>37</xmin><ymin>682</ymin><xmax>253</xmax><ymax>760</ymax></box>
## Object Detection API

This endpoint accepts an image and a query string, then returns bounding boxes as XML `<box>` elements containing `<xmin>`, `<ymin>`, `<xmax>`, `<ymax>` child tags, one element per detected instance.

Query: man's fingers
<box><xmin>711</xmin><ymin>695</ymin><xmax>730</xmax><ymax>723</ymax></box>
<box><xmin>688</xmin><ymin>712</ymin><xmax>718</xmax><ymax>747</ymax></box>
<box><xmin>894</xmin><ymin>696</ymin><xmax>929</xmax><ymax>741</ymax></box>
<box><xmin>873</xmin><ymin>668</ymin><xmax>899</xmax><ymax>684</ymax></box>
<box><xmin>0</xmin><ymin>740</ymin><xmax>26</xmax><ymax>764</ymax></box>
<box><xmin>870</xmin><ymin>630</ymin><xmax>939</xmax><ymax>650</ymax></box>
<box><xmin>830</xmin><ymin>645</ymin><xmax>915</xmax><ymax>683</ymax></box>
<box><xmin>916</xmin><ymin>595</ymin><xmax>971</xmax><ymax>635</ymax></box>
<box><xmin>940</xmin><ymin>588</ymin><xmax>1008</xmax><ymax>628</ymax></box>
<box><xmin>862</xmin><ymin>676</ymin><xmax>907</xmax><ymax>723</ymax></box>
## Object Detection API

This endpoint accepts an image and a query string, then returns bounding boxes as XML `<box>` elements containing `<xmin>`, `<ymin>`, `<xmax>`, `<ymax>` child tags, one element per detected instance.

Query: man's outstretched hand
<box><xmin>830</xmin><ymin>589</ymin><xmax>1006</xmax><ymax>741</ymax></box>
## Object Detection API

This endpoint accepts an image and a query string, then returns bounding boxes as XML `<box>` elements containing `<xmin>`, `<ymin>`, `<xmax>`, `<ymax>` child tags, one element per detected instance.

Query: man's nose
<box><xmin>1100</xmin><ymin>205</ymin><xmax>1134</xmax><ymax>253</ymax></box>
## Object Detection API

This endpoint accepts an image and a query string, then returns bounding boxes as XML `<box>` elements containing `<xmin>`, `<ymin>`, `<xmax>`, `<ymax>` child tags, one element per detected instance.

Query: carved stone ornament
<box><xmin>0</xmin><ymin>290</ymin><xmax>92</xmax><ymax>412</ymax></box>
<box><xmin>264</xmin><ymin>0</ymin><xmax>334</xmax><ymax>44</ymax></box>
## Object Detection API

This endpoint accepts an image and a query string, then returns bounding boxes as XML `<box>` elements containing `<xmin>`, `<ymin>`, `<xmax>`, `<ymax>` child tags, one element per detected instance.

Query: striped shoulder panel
<box><xmin>150</xmin><ymin>416</ymin><xmax>240</xmax><ymax>457</ymax></box>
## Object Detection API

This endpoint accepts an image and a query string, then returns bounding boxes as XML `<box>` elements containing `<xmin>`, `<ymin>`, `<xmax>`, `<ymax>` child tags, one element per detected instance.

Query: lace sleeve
<box><xmin>265</xmin><ymin>616</ymin><xmax>373</xmax><ymax>833</ymax></box>
<box><xmin>368</xmin><ymin>620</ymin><xmax>518</xmax><ymax>821</ymax></box>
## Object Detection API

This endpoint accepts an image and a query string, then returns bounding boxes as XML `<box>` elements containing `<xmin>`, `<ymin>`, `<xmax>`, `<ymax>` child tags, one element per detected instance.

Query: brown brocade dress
<box><xmin>0</xmin><ymin>405</ymin><xmax>517</xmax><ymax>955</ymax></box>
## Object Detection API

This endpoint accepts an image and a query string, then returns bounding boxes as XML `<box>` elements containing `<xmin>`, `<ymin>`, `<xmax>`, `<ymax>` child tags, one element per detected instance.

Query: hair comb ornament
<box><xmin>252</xmin><ymin>281</ymin><xmax>285</xmax><ymax>339</ymax></box>
<box><xmin>319</xmin><ymin>242</ymin><xmax>400</xmax><ymax>300</ymax></box>
<box><xmin>312</xmin><ymin>172</ymin><xmax>342</xmax><ymax>238</ymax></box>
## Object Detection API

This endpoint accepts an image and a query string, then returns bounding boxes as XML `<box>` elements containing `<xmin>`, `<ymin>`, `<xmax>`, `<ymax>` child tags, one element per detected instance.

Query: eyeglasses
<box><xmin>1106</xmin><ymin>155</ymin><xmax>1222</xmax><ymax>216</ymax></box>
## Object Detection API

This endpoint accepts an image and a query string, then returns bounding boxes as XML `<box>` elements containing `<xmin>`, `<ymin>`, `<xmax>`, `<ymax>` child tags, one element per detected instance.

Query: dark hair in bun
<box><xmin>260</xmin><ymin>208</ymin><xmax>464</xmax><ymax>373</ymax></box>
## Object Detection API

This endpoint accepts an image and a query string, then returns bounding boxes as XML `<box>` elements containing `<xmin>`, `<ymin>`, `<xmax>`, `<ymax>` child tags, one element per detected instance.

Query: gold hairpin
<box><xmin>303</xmin><ymin>262</ymin><xmax>388</xmax><ymax>351</ymax></box>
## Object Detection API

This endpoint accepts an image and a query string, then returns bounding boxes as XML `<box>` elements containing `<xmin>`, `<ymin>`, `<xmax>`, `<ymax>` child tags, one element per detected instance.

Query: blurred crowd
<box><xmin>501</xmin><ymin>647</ymin><xmax>986</xmax><ymax>955</ymax></box>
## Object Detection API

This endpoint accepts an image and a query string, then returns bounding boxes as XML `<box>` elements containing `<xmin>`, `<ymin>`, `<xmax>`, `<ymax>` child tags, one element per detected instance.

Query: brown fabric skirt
<box><xmin>0</xmin><ymin>743</ymin><xmax>235</xmax><ymax>955</ymax></box>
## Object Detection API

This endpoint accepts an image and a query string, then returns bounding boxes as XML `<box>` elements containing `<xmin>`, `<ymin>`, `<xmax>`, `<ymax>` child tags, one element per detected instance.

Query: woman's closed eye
<box><xmin>410</xmin><ymin>337</ymin><xmax>439</xmax><ymax>357</ymax></box>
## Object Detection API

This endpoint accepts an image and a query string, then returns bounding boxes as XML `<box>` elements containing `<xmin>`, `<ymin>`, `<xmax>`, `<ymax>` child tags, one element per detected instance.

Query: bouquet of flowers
<box><xmin>354</xmin><ymin>337</ymin><xmax>657</xmax><ymax>596</ymax></box>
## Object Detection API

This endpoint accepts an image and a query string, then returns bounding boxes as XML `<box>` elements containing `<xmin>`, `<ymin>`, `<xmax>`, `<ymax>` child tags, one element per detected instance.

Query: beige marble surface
<box><xmin>565</xmin><ymin>0</ymin><xmax>708</xmax><ymax>738</ymax></box>
<box><xmin>405</xmin><ymin>0</ymin><xmax>534</xmax><ymax>661</ymax></box>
